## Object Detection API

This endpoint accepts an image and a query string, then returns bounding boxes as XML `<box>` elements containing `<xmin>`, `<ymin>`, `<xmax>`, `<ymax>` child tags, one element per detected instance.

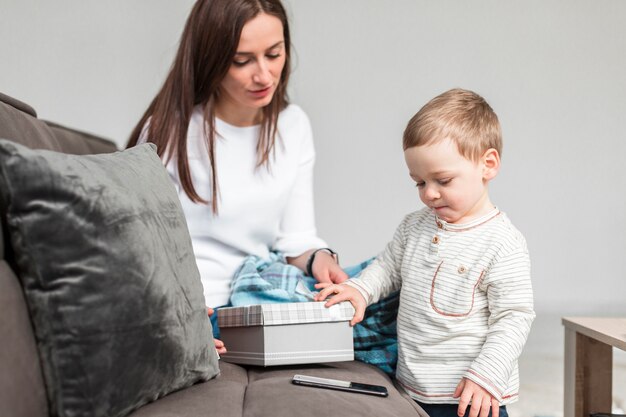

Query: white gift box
<box><xmin>217</xmin><ymin>301</ymin><xmax>355</xmax><ymax>366</ymax></box>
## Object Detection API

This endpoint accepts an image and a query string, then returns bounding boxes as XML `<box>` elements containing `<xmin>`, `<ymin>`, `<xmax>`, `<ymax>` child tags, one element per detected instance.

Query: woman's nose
<box><xmin>252</xmin><ymin>61</ymin><xmax>271</xmax><ymax>85</ymax></box>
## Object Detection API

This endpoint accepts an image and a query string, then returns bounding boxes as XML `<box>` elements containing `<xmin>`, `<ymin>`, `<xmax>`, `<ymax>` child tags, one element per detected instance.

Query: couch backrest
<box><xmin>0</xmin><ymin>92</ymin><xmax>118</xmax><ymax>417</ymax></box>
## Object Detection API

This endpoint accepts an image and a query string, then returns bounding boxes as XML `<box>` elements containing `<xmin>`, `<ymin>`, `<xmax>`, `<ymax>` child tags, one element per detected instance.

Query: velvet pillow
<box><xmin>0</xmin><ymin>140</ymin><xmax>219</xmax><ymax>417</ymax></box>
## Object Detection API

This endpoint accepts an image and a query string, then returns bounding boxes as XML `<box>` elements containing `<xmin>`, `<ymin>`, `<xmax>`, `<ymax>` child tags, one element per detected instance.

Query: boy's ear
<box><xmin>482</xmin><ymin>148</ymin><xmax>500</xmax><ymax>181</ymax></box>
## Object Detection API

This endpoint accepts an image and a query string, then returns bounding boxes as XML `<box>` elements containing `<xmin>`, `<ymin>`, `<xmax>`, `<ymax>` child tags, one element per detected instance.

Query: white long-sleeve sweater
<box><xmin>349</xmin><ymin>207</ymin><xmax>535</xmax><ymax>404</ymax></box>
<box><xmin>148</xmin><ymin>104</ymin><xmax>326</xmax><ymax>307</ymax></box>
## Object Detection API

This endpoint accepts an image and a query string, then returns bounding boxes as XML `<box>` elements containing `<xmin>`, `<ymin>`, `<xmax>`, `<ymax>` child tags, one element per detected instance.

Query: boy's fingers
<box><xmin>350</xmin><ymin>307</ymin><xmax>365</xmax><ymax>326</ymax></box>
<box><xmin>324</xmin><ymin>292</ymin><xmax>344</xmax><ymax>307</ymax></box>
<box><xmin>479</xmin><ymin>399</ymin><xmax>491</xmax><ymax>417</ymax></box>
<box><xmin>453</xmin><ymin>379</ymin><xmax>465</xmax><ymax>398</ymax></box>
<box><xmin>457</xmin><ymin>393</ymin><xmax>470</xmax><ymax>417</ymax></box>
<box><xmin>314</xmin><ymin>285</ymin><xmax>336</xmax><ymax>301</ymax></box>
<box><xmin>468</xmin><ymin>399</ymin><xmax>481</xmax><ymax>417</ymax></box>
<box><xmin>323</xmin><ymin>288</ymin><xmax>354</xmax><ymax>307</ymax></box>
<box><xmin>491</xmin><ymin>399</ymin><xmax>499</xmax><ymax>417</ymax></box>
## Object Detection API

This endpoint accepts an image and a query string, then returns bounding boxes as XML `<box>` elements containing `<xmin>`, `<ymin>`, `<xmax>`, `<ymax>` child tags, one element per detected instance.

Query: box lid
<box><xmin>218</xmin><ymin>301</ymin><xmax>355</xmax><ymax>328</ymax></box>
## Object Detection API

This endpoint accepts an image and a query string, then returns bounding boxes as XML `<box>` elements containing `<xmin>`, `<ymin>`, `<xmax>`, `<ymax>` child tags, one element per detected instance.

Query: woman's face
<box><xmin>217</xmin><ymin>12</ymin><xmax>286</xmax><ymax>125</ymax></box>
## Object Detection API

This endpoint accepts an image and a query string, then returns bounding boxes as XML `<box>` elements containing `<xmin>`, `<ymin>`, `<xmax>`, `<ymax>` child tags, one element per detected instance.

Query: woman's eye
<box><xmin>232</xmin><ymin>59</ymin><xmax>249</xmax><ymax>67</ymax></box>
<box><xmin>266</xmin><ymin>53</ymin><xmax>281</xmax><ymax>60</ymax></box>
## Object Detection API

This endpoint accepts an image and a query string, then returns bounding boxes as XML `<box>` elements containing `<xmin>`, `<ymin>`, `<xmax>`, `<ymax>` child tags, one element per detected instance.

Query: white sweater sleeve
<box><xmin>464</xmin><ymin>244</ymin><xmax>535</xmax><ymax>401</ymax></box>
<box><xmin>273</xmin><ymin>109</ymin><xmax>326</xmax><ymax>257</ymax></box>
<box><xmin>348</xmin><ymin>216</ymin><xmax>407</xmax><ymax>304</ymax></box>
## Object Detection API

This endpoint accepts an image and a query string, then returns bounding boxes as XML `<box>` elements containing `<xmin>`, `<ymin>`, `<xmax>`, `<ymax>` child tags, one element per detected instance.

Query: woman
<box><xmin>127</xmin><ymin>0</ymin><xmax>347</xmax><ymax>351</ymax></box>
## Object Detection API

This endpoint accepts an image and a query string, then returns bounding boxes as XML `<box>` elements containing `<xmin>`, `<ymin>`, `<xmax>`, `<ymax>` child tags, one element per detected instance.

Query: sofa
<box><xmin>0</xmin><ymin>91</ymin><xmax>428</xmax><ymax>417</ymax></box>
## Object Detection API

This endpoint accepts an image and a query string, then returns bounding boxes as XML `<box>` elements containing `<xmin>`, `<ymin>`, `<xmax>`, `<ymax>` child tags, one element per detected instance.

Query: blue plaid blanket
<box><xmin>226</xmin><ymin>252</ymin><xmax>399</xmax><ymax>376</ymax></box>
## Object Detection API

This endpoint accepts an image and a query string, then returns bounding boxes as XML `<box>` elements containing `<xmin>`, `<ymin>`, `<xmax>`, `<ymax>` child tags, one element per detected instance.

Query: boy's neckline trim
<box><xmin>435</xmin><ymin>207</ymin><xmax>501</xmax><ymax>232</ymax></box>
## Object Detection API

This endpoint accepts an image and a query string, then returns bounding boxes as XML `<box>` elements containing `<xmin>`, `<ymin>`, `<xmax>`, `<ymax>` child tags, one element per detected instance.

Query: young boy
<box><xmin>316</xmin><ymin>89</ymin><xmax>534</xmax><ymax>417</ymax></box>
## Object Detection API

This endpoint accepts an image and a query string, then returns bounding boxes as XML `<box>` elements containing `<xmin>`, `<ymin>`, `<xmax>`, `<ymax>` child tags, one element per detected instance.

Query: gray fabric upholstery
<box><xmin>130</xmin><ymin>361</ymin><xmax>429</xmax><ymax>417</ymax></box>
<box><xmin>0</xmin><ymin>93</ymin><xmax>117</xmax><ymax>154</ymax></box>
<box><xmin>0</xmin><ymin>91</ymin><xmax>37</xmax><ymax>117</ymax></box>
<box><xmin>243</xmin><ymin>361</ymin><xmax>427</xmax><ymax>417</ymax></box>
<box><xmin>45</xmin><ymin>121</ymin><xmax>119</xmax><ymax>154</ymax></box>
<box><xmin>0</xmin><ymin>261</ymin><xmax>49</xmax><ymax>417</ymax></box>
<box><xmin>130</xmin><ymin>362</ymin><xmax>248</xmax><ymax>417</ymax></box>
<box><xmin>0</xmin><ymin>141</ymin><xmax>220</xmax><ymax>417</ymax></box>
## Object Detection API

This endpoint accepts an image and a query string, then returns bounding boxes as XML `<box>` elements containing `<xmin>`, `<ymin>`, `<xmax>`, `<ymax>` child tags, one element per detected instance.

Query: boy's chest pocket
<box><xmin>429</xmin><ymin>260</ymin><xmax>485</xmax><ymax>317</ymax></box>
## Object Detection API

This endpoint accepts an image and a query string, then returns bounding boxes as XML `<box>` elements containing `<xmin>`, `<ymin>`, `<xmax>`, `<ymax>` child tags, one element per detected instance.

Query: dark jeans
<box><xmin>416</xmin><ymin>402</ymin><xmax>508</xmax><ymax>417</ymax></box>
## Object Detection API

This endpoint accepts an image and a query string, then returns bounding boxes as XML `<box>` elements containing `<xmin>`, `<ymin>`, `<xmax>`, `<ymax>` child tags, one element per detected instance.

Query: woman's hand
<box><xmin>454</xmin><ymin>378</ymin><xmax>499</xmax><ymax>417</ymax></box>
<box><xmin>287</xmin><ymin>249</ymin><xmax>348</xmax><ymax>284</ymax></box>
<box><xmin>207</xmin><ymin>307</ymin><xmax>227</xmax><ymax>355</ymax></box>
<box><xmin>314</xmin><ymin>282</ymin><xmax>366</xmax><ymax>326</ymax></box>
<box><xmin>311</xmin><ymin>251</ymin><xmax>348</xmax><ymax>284</ymax></box>
<box><xmin>213</xmin><ymin>338</ymin><xmax>227</xmax><ymax>355</ymax></box>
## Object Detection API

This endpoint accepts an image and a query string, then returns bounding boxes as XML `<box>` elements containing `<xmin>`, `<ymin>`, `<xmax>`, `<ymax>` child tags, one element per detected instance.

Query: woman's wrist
<box><xmin>305</xmin><ymin>248</ymin><xmax>339</xmax><ymax>277</ymax></box>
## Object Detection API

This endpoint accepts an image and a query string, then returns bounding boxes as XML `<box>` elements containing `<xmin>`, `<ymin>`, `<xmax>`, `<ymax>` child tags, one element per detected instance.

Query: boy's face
<box><xmin>404</xmin><ymin>138</ymin><xmax>499</xmax><ymax>224</ymax></box>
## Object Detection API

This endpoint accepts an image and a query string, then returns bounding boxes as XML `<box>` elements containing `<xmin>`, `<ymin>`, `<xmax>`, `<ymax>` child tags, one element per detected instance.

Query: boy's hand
<box><xmin>454</xmin><ymin>378</ymin><xmax>499</xmax><ymax>417</ymax></box>
<box><xmin>314</xmin><ymin>283</ymin><xmax>366</xmax><ymax>326</ymax></box>
<box><xmin>312</xmin><ymin>251</ymin><xmax>349</xmax><ymax>284</ymax></box>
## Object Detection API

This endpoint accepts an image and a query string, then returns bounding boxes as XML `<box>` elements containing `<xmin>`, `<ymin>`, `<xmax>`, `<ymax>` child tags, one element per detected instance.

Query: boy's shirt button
<box><xmin>432</xmin><ymin>236</ymin><xmax>440</xmax><ymax>244</ymax></box>
<box><xmin>458</xmin><ymin>265</ymin><xmax>467</xmax><ymax>274</ymax></box>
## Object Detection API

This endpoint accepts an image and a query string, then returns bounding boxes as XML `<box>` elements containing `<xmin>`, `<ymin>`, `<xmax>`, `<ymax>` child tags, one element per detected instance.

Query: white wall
<box><xmin>1</xmin><ymin>1</ymin><xmax>625</xmax><ymax>316</ymax></box>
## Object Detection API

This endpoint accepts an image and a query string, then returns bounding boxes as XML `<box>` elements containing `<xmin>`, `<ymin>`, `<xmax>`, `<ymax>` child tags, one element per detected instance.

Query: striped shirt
<box><xmin>349</xmin><ymin>207</ymin><xmax>534</xmax><ymax>404</ymax></box>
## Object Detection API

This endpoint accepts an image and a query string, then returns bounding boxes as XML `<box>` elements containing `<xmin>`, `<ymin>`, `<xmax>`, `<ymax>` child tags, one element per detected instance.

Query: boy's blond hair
<box><xmin>403</xmin><ymin>88</ymin><xmax>502</xmax><ymax>162</ymax></box>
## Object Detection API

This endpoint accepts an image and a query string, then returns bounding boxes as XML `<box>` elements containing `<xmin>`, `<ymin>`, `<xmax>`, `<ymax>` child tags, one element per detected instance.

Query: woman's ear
<box><xmin>482</xmin><ymin>148</ymin><xmax>501</xmax><ymax>181</ymax></box>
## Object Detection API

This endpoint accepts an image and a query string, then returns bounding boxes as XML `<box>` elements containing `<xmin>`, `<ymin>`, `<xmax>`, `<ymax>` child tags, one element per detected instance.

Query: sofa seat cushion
<box><xmin>129</xmin><ymin>362</ymin><xmax>248</xmax><ymax>417</ymax></box>
<box><xmin>129</xmin><ymin>361</ymin><xmax>428</xmax><ymax>417</ymax></box>
<box><xmin>0</xmin><ymin>140</ymin><xmax>219</xmax><ymax>417</ymax></box>
<box><xmin>244</xmin><ymin>360</ymin><xmax>427</xmax><ymax>417</ymax></box>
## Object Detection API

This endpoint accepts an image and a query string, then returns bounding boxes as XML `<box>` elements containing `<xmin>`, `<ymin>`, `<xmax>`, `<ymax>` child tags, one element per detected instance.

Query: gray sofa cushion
<box><xmin>129</xmin><ymin>361</ymin><xmax>428</xmax><ymax>417</ymax></box>
<box><xmin>0</xmin><ymin>140</ymin><xmax>219</xmax><ymax>417</ymax></box>
<box><xmin>244</xmin><ymin>361</ymin><xmax>427</xmax><ymax>417</ymax></box>
<box><xmin>129</xmin><ymin>362</ymin><xmax>248</xmax><ymax>417</ymax></box>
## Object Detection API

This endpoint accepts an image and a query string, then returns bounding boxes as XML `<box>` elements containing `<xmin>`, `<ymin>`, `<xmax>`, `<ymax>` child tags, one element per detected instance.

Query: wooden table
<box><xmin>562</xmin><ymin>317</ymin><xmax>626</xmax><ymax>417</ymax></box>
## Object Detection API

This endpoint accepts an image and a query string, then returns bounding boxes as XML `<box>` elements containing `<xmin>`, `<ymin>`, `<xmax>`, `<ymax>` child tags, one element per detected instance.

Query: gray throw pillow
<box><xmin>0</xmin><ymin>140</ymin><xmax>219</xmax><ymax>417</ymax></box>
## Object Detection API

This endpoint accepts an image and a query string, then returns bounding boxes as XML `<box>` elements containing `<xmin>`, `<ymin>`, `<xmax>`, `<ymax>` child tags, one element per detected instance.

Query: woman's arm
<box><xmin>276</xmin><ymin>108</ymin><xmax>346</xmax><ymax>283</ymax></box>
<box><xmin>287</xmin><ymin>249</ymin><xmax>348</xmax><ymax>284</ymax></box>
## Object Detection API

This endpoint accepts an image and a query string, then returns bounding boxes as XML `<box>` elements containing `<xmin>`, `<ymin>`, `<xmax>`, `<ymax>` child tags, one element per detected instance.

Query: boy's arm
<box><xmin>346</xmin><ymin>216</ymin><xmax>408</xmax><ymax>305</ymax></box>
<box><xmin>464</xmin><ymin>246</ymin><xmax>535</xmax><ymax>402</ymax></box>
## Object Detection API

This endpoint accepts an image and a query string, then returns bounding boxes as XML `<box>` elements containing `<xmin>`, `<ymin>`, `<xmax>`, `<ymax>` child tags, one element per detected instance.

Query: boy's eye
<box><xmin>415</xmin><ymin>182</ymin><xmax>425</xmax><ymax>188</ymax></box>
<box><xmin>438</xmin><ymin>178</ymin><xmax>452</xmax><ymax>186</ymax></box>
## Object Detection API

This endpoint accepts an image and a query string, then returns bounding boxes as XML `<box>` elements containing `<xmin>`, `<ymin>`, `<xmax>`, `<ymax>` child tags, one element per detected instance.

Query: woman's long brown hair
<box><xmin>127</xmin><ymin>0</ymin><xmax>291</xmax><ymax>214</ymax></box>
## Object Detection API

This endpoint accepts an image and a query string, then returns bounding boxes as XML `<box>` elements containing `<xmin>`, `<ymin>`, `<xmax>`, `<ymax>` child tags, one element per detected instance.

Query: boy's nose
<box><xmin>424</xmin><ymin>186</ymin><xmax>440</xmax><ymax>201</ymax></box>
